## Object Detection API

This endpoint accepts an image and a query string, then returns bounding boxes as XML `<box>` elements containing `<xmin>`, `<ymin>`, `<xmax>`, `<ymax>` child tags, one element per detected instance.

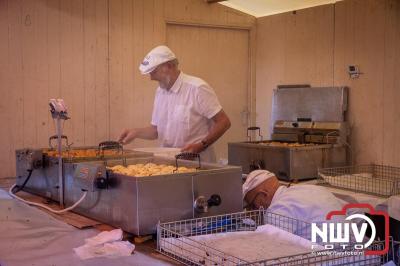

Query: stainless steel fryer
<box><xmin>15</xmin><ymin>142</ymin><xmax>152</xmax><ymax>203</ymax></box>
<box><xmin>228</xmin><ymin>86</ymin><xmax>349</xmax><ymax>181</ymax></box>
<box><xmin>15</xmin><ymin>149</ymin><xmax>243</xmax><ymax>235</ymax></box>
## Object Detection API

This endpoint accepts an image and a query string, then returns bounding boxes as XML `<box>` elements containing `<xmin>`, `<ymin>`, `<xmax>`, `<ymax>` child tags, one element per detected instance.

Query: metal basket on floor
<box><xmin>157</xmin><ymin>210</ymin><xmax>391</xmax><ymax>266</ymax></box>
<box><xmin>317</xmin><ymin>164</ymin><xmax>400</xmax><ymax>197</ymax></box>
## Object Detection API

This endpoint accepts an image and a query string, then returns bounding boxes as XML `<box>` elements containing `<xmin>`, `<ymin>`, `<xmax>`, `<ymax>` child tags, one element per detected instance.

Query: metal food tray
<box><xmin>157</xmin><ymin>210</ymin><xmax>390</xmax><ymax>266</ymax></box>
<box><xmin>42</xmin><ymin>146</ymin><xmax>151</xmax><ymax>163</ymax></box>
<box><xmin>317</xmin><ymin>164</ymin><xmax>400</xmax><ymax>197</ymax></box>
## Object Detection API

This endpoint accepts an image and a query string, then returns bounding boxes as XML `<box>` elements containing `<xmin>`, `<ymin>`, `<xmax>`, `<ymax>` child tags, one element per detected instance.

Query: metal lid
<box><xmin>270</xmin><ymin>86</ymin><xmax>348</xmax><ymax>127</ymax></box>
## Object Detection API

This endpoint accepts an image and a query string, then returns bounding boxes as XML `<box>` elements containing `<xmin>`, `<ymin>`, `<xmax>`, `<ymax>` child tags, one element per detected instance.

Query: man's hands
<box><xmin>119</xmin><ymin>130</ymin><xmax>205</xmax><ymax>153</ymax></box>
<box><xmin>181</xmin><ymin>110</ymin><xmax>231</xmax><ymax>154</ymax></box>
<box><xmin>118</xmin><ymin>126</ymin><xmax>158</xmax><ymax>144</ymax></box>
<box><xmin>118</xmin><ymin>129</ymin><xmax>137</xmax><ymax>145</ymax></box>
<box><xmin>181</xmin><ymin>142</ymin><xmax>205</xmax><ymax>154</ymax></box>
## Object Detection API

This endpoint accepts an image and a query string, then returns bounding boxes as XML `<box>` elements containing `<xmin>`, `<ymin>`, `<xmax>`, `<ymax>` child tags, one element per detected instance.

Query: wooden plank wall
<box><xmin>256</xmin><ymin>4</ymin><xmax>334</xmax><ymax>138</ymax></box>
<box><xmin>0</xmin><ymin>0</ymin><xmax>255</xmax><ymax>178</ymax></box>
<box><xmin>256</xmin><ymin>0</ymin><xmax>400</xmax><ymax>166</ymax></box>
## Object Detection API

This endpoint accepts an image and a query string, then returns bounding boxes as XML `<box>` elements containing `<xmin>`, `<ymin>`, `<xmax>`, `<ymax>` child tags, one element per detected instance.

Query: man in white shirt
<box><xmin>118</xmin><ymin>45</ymin><xmax>231</xmax><ymax>162</ymax></box>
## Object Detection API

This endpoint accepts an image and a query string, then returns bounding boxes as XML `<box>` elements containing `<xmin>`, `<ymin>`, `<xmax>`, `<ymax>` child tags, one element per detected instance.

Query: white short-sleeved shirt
<box><xmin>151</xmin><ymin>72</ymin><xmax>222</xmax><ymax>162</ymax></box>
<box><xmin>268</xmin><ymin>185</ymin><xmax>346</xmax><ymax>223</ymax></box>
<box><xmin>267</xmin><ymin>185</ymin><xmax>363</xmax><ymax>240</ymax></box>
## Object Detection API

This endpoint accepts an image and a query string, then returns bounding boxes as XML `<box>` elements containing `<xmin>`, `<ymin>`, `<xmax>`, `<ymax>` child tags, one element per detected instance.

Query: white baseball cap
<box><xmin>139</xmin><ymin>45</ymin><xmax>176</xmax><ymax>74</ymax></box>
<box><xmin>242</xmin><ymin>170</ymin><xmax>276</xmax><ymax>199</ymax></box>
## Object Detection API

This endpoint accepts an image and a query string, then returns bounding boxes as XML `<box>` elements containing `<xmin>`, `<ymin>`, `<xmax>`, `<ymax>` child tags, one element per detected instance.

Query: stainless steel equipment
<box><xmin>15</xmin><ymin>141</ymin><xmax>151</xmax><ymax>203</ymax></box>
<box><xmin>228</xmin><ymin>86</ymin><xmax>348</xmax><ymax>181</ymax></box>
<box><xmin>16</xmin><ymin>148</ymin><xmax>243</xmax><ymax>235</ymax></box>
<box><xmin>64</xmin><ymin>157</ymin><xmax>242</xmax><ymax>235</ymax></box>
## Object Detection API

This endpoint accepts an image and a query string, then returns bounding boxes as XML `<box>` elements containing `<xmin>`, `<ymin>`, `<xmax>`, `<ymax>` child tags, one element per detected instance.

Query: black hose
<box><xmin>12</xmin><ymin>169</ymin><xmax>33</xmax><ymax>194</ymax></box>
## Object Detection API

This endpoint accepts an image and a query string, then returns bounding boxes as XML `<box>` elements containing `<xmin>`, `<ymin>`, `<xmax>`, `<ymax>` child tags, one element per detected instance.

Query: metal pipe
<box><xmin>56</xmin><ymin>118</ymin><xmax>64</xmax><ymax>207</ymax></box>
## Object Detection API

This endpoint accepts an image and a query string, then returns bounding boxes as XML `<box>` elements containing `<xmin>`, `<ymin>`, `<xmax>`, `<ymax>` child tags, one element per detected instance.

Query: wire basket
<box><xmin>317</xmin><ymin>164</ymin><xmax>400</xmax><ymax>197</ymax></box>
<box><xmin>157</xmin><ymin>210</ymin><xmax>262</xmax><ymax>265</ymax></box>
<box><xmin>157</xmin><ymin>210</ymin><xmax>391</xmax><ymax>266</ymax></box>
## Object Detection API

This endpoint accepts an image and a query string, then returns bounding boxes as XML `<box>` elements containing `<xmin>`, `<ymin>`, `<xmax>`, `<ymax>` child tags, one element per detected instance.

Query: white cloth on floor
<box><xmin>74</xmin><ymin>241</ymin><xmax>135</xmax><ymax>260</ymax></box>
<box><xmin>85</xmin><ymin>228</ymin><xmax>123</xmax><ymax>246</ymax></box>
<box><xmin>74</xmin><ymin>229</ymin><xmax>135</xmax><ymax>260</ymax></box>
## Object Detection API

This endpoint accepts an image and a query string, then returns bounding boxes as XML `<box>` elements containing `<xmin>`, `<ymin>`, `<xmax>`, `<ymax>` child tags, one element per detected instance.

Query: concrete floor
<box><xmin>0</xmin><ymin>178</ymin><xmax>179</xmax><ymax>266</ymax></box>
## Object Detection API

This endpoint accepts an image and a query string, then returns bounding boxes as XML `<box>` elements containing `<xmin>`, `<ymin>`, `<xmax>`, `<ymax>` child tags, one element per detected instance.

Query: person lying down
<box><xmin>242</xmin><ymin>170</ymin><xmax>359</xmax><ymax>224</ymax></box>
<box><xmin>242</xmin><ymin>170</ymin><xmax>392</xmax><ymax>265</ymax></box>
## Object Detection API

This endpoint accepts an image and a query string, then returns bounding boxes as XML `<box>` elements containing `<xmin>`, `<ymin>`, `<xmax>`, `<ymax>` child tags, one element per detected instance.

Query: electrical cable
<box><xmin>9</xmin><ymin>184</ymin><xmax>88</xmax><ymax>214</ymax></box>
<box><xmin>12</xmin><ymin>169</ymin><xmax>33</xmax><ymax>194</ymax></box>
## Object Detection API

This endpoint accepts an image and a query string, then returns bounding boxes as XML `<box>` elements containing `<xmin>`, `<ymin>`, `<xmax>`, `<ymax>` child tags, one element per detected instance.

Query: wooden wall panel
<box><xmin>132</xmin><ymin>0</ymin><xmax>145</xmax><ymax>136</ymax></box>
<box><xmin>382</xmin><ymin>0</ymin><xmax>400</xmax><ymax>165</ymax></box>
<box><xmin>141</xmin><ymin>0</ymin><xmax>158</xmax><ymax>129</ymax></box>
<box><xmin>0</xmin><ymin>0</ymin><xmax>11</xmax><ymax>177</ymax></box>
<box><xmin>394</xmin><ymin>0</ymin><xmax>400</xmax><ymax>166</ymax></box>
<box><xmin>0</xmin><ymin>0</ymin><xmax>255</xmax><ymax>177</ymax></box>
<box><xmin>256</xmin><ymin>0</ymin><xmax>400</xmax><ymax>166</ymax></box>
<box><xmin>256</xmin><ymin>4</ymin><xmax>334</xmax><ymax>137</ymax></box>
<box><xmin>256</xmin><ymin>14</ymin><xmax>286</xmax><ymax>137</ymax></box>
<box><xmin>82</xmin><ymin>0</ymin><xmax>97</xmax><ymax>145</ymax></box>
<box><xmin>283</xmin><ymin>6</ymin><xmax>334</xmax><ymax>85</ymax></box>
<box><xmin>109</xmin><ymin>0</ymin><xmax>127</xmax><ymax>140</ymax></box>
<box><xmin>46</xmin><ymin>0</ymin><xmax>62</xmax><ymax>140</ymax></box>
<box><xmin>21</xmin><ymin>0</ymin><xmax>38</xmax><ymax>148</ymax></box>
<box><xmin>36</xmin><ymin>1</ymin><xmax>51</xmax><ymax>148</ymax></box>
<box><xmin>61</xmin><ymin>0</ymin><xmax>85</xmax><ymax>147</ymax></box>
<box><xmin>79</xmin><ymin>0</ymin><xmax>110</xmax><ymax>146</ymax></box>
<box><xmin>108</xmin><ymin>0</ymin><xmax>166</xmax><ymax>149</ymax></box>
<box><xmin>0</xmin><ymin>0</ymin><xmax>7</xmax><ymax>77</ymax></box>
<box><xmin>3</xmin><ymin>0</ymin><xmax>25</xmax><ymax>178</ymax></box>
<box><xmin>93</xmin><ymin>0</ymin><xmax>110</xmax><ymax>144</ymax></box>
<box><xmin>334</xmin><ymin>0</ymin><xmax>386</xmax><ymax>164</ymax></box>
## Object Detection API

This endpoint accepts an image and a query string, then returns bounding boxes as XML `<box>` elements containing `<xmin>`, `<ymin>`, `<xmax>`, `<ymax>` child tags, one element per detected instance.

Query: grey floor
<box><xmin>0</xmin><ymin>187</ymin><xmax>176</xmax><ymax>266</ymax></box>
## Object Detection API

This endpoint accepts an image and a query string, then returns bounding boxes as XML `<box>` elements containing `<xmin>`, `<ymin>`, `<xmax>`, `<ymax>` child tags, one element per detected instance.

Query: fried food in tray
<box><xmin>108</xmin><ymin>163</ymin><xmax>197</xmax><ymax>177</ymax></box>
<box><xmin>259</xmin><ymin>141</ymin><xmax>315</xmax><ymax>147</ymax></box>
<box><xmin>44</xmin><ymin>149</ymin><xmax>120</xmax><ymax>158</ymax></box>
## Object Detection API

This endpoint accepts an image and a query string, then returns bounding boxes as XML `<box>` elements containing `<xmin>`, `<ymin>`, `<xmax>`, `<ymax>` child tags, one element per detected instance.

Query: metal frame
<box><xmin>393</xmin><ymin>240</ymin><xmax>400</xmax><ymax>265</ymax></box>
<box><xmin>318</xmin><ymin>164</ymin><xmax>400</xmax><ymax>197</ymax></box>
<box><xmin>157</xmin><ymin>210</ymin><xmax>392</xmax><ymax>266</ymax></box>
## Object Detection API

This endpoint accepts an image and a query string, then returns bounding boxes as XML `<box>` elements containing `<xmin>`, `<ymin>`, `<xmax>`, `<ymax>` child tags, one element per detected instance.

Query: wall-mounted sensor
<box><xmin>348</xmin><ymin>65</ymin><xmax>361</xmax><ymax>79</ymax></box>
